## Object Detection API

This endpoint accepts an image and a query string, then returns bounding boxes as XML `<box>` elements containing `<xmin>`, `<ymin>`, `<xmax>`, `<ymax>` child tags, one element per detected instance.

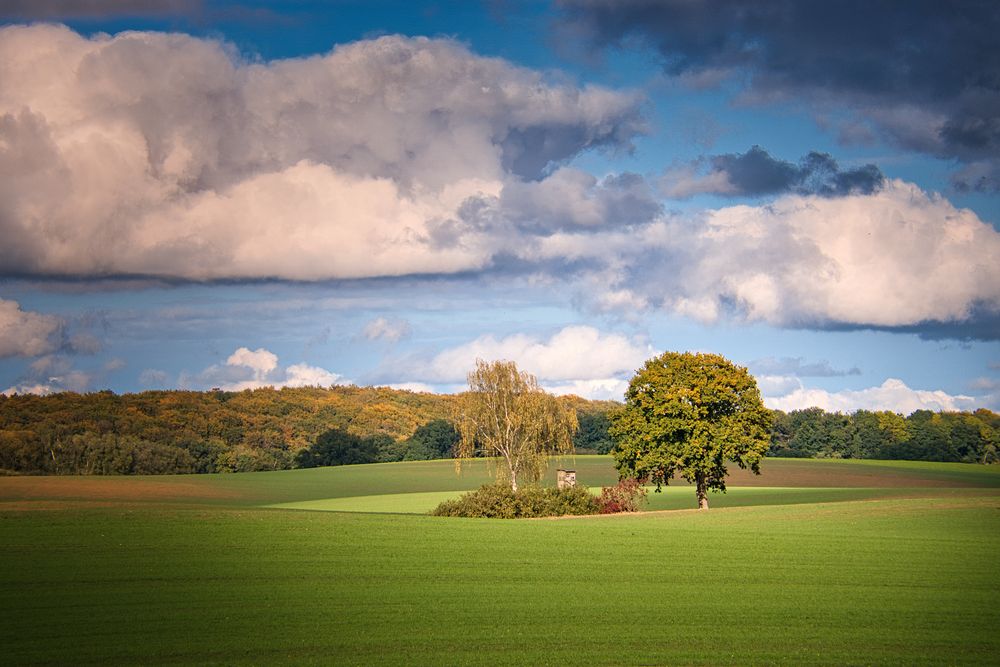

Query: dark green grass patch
<box><xmin>1</xmin><ymin>496</ymin><xmax>998</xmax><ymax>665</ymax></box>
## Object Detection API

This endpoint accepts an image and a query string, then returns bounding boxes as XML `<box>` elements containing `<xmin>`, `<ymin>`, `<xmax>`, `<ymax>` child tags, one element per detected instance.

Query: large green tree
<box><xmin>609</xmin><ymin>351</ymin><xmax>772</xmax><ymax>509</ymax></box>
<box><xmin>455</xmin><ymin>359</ymin><xmax>577</xmax><ymax>491</ymax></box>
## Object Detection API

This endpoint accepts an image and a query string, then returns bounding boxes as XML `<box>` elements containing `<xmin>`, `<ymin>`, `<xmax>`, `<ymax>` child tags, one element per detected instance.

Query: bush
<box><xmin>517</xmin><ymin>484</ymin><xmax>601</xmax><ymax>517</ymax></box>
<box><xmin>598</xmin><ymin>478</ymin><xmax>648</xmax><ymax>513</ymax></box>
<box><xmin>431</xmin><ymin>483</ymin><xmax>600</xmax><ymax>518</ymax></box>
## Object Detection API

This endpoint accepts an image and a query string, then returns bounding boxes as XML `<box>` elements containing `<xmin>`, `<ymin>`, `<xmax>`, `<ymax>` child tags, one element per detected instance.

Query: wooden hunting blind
<box><xmin>557</xmin><ymin>468</ymin><xmax>576</xmax><ymax>489</ymax></box>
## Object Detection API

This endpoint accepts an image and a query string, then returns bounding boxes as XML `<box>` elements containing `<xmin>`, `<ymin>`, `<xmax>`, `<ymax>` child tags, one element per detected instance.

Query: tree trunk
<box><xmin>696</xmin><ymin>474</ymin><xmax>709</xmax><ymax>510</ymax></box>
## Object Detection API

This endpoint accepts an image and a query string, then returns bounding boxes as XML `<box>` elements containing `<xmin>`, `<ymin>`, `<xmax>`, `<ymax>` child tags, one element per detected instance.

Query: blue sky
<box><xmin>0</xmin><ymin>0</ymin><xmax>997</xmax><ymax>413</ymax></box>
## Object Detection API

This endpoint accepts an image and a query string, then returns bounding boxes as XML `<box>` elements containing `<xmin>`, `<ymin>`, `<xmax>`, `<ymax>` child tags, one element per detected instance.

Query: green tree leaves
<box><xmin>610</xmin><ymin>351</ymin><xmax>772</xmax><ymax>509</ymax></box>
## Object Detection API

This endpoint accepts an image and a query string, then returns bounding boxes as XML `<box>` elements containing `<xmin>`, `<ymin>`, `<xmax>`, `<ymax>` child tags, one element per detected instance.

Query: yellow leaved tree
<box><xmin>455</xmin><ymin>359</ymin><xmax>577</xmax><ymax>491</ymax></box>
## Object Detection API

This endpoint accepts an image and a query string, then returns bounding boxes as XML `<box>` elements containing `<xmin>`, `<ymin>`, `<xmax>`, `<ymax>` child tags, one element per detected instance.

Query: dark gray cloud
<box><xmin>557</xmin><ymin>0</ymin><xmax>1000</xmax><ymax>191</ymax></box>
<box><xmin>877</xmin><ymin>308</ymin><xmax>1000</xmax><ymax>342</ymax></box>
<box><xmin>500</xmin><ymin>119</ymin><xmax>644</xmax><ymax>181</ymax></box>
<box><xmin>661</xmin><ymin>146</ymin><xmax>884</xmax><ymax>198</ymax></box>
<box><xmin>716</xmin><ymin>146</ymin><xmax>798</xmax><ymax>196</ymax></box>
<box><xmin>0</xmin><ymin>0</ymin><xmax>200</xmax><ymax>20</ymax></box>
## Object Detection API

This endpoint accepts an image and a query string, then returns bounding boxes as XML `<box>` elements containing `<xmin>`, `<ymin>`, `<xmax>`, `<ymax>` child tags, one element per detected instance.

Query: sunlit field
<box><xmin>1</xmin><ymin>457</ymin><xmax>998</xmax><ymax>665</ymax></box>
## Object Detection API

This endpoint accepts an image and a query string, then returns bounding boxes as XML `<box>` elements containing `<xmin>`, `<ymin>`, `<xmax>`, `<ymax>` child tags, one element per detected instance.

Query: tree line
<box><xmin>769</xmin><ymin>407</ymin><xmax>999</xmax><ymax>464</ymax></box>
<box><xmin>0</xmin><ymin>384</ymin><xmax>995</xmax><ymax>476</ymax></box>
<box><xmin>0</xmin><ymin>385</ymin><xmax>615</xmax><ymax>475</ymax></box>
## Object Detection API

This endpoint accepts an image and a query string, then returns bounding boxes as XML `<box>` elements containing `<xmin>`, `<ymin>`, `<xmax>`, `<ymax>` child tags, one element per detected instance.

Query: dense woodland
<box><xmin>768</xmin><ymin>407</ymin><xmax>999</xmax><ymax>464</ymax></box>
<box><xmin>0</xmin><ymin>386</ymin><xmax>615</xmax><ymax>475</ymax></box>
<box><xmin>0</xmin><ymin>386</ymin><xmax>996</xmax><ymax>474</ymax></box>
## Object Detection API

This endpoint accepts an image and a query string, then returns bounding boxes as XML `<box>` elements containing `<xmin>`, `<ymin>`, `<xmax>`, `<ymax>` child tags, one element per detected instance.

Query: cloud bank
<box><xmin>546</xmin><ymin>180</ymin><xmax>1000</xmax><ymax>334</ymax></box>
<box><xmin>0</xmin><ymin>25</ymin><xmax>642</xmax><ymax>280</ymax></box>
<box><xmin>1</xmin><ymin>25</ymin><xmax>997</xmax><ymax>338</ymax></box>
<box><xmin>558</xmin><ymin>0</ymin><xmax>1000</xmax><ymax>191</ymax></box>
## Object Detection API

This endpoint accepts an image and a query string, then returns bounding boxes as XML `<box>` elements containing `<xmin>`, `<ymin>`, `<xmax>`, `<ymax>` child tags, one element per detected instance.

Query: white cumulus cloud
<box><xmin>2</xmin><ymin>382</ymin><xmax>57</xmax><ymax>397</ymax></box>
<box><xmin>765</xmin><ymin>378</ymin><xmax>981</xmax><ymax>414</ymax></box>
<box><xmin>386</xmin><ymin>382</ymin><xmax>437</xmax><ymax>394</ymax></box>
<box><xmin>0</xmin><ymin>299</ymin><xmax>63</xmax><ymax>357</ymax></box>
<box><xmin>557</xmin><ymin>180</ymin><xmax>1000</xmax><ymax>331</ymax></box>
<box><xmin>755</xmin><ymin>374</ymin><xmax>804</xmax><ymax>398</ymax></box>
<box><xmin>685</xmin><ymin>180</ymin><xmax>1000</xmax><ymax>327</ymax></box>
<box><xmin>397</xmin><ymin>325</ymin><xmax>653</xmax><ymax>399</ymax></box>
<box><xmin>0</xmin><ymin>24</ymin><xmax>642</xmax><ymax>282</ymax></box>
<box><xmin>226</xmin><ymin>347</ymin><xmax>278</xmax><ymax>381</ymax></box>
<box><xmin>284</xmin><ymin>363</ymin><xmax>345</xmax><ymax>388</ymax></box>
<box><xmin>138</xmin><ymin>368</ymin><xmax>169</xmax><ymax>388</ymax></box>
<box><xmin>544</xmin><ymin>378</ymin><xmax>630</xmax><ymax>401</ymax></box>
<box><xmin>184</xmin><ymin>346</ymin><xmax>347</xmax><ymax>391</ymax></box>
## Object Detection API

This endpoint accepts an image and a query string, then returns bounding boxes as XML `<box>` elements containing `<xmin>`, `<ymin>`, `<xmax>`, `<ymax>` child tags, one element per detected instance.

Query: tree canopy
<box><xmin>574</xmin><ymin>410</ymin><xmax>614</xmax><ymax>453</ymax></box>
<box><xmin>0</xmin><ymin>381</ymin><xmax>994</xmax><ymax>476</ymax></box>
<box><xmin>404</xmin><ymin>419</ymin><xmax>460</xmax><ymax>461</ymax></box>
<box><xmin>455</xmin><ymin>359</ymin><xmax>577</xmax><ymax>491</ymax></box>
<box><xmin>609</xmin><ymin>351</ymin><xmax>772</xmax><ymax>509</ymax></box>
<box><xmin>295</xmin><ymin>428</ymin><xmax>378</xmax><ymax>468</ymax></box>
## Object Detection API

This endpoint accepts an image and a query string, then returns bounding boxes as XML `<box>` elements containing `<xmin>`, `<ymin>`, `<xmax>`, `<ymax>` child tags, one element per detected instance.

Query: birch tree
<box><xmin>455</xmin><ymin>359</ymin><xmax>577</xmax><ymax>491</ymax></box>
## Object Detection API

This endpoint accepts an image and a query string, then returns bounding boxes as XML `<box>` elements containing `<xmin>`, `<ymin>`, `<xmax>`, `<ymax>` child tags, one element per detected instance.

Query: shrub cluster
<box><xmin>431</xmin><ymin>483</ymin><xmax>600</xmax><ymax>518</ymax></box>
<box><xmin>597</xmin><ymin>478</ymin><xmax>648</xmax><ymax>513</ymax></box>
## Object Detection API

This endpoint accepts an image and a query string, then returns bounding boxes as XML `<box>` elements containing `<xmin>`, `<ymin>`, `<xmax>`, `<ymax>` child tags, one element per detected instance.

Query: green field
<box><xmin>1</xmin><ymin>457</ymin><xmax>999</xmax><ymax>665</ymax></box>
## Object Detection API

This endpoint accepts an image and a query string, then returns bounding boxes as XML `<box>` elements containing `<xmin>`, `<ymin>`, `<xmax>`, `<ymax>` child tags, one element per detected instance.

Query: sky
<box><xmin>0</xmin><ymin>0</ymin><xmax>998</xmax><ymax>413</ymax></box>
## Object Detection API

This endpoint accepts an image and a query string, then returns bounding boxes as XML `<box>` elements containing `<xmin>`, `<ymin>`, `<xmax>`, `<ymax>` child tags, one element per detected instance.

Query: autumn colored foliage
<box><xmin>597</xmin><ymin>478</ymin><xmax>648</xmax><ymax>513</ymax></box>
<box><xmin>0</xmin><ymin>385</ymin><xmax>606</xmax><ymax>475</ymax></box>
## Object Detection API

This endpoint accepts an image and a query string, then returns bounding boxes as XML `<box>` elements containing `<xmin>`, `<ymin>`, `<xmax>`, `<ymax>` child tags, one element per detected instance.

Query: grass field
<box><xmin>1</xmin><ymin>457</ymin><xmax>999</xmax><ymax>665</ymax></box>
